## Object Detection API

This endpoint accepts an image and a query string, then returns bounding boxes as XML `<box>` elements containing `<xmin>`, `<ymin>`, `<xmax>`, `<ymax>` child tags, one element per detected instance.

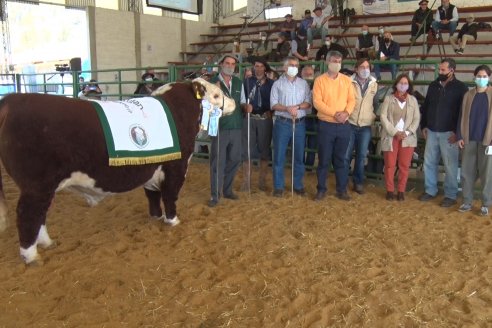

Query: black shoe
<box><xmin>335</xmin><ymin>192</ymin><xmax>351</xmax><ymax>201</ymax></box>
<box><xmin>397</xmin><ymin>192</ymin><xmax>405</xmax><ymax>201</ymax></box>
<box><xmin>294</xmin><ymin>188</ymin><xmax>306</xmax><ymax>196</ymax></box>
<box><xmin>386</xmin><ymin>191</ymin><xmax>394</xmax><ymax>201</ymax></box>
<box><xmin>419</xmin><ymin>193</ymin><xmax>436</xmax><ymax>201</ymax></box>
<box><xmin>273</xmin><ymin>189</ymin><xmax>283</xmax><ymax>198</ymax></box>
<box><xmin>440</xmin><ymin>197</ymin><xmax>457</xmax><ymax>208</ymax></box>
<box><xmin>224</xmin><ymin>193</ymin><xmax>239</xmax><ymax>200</ymax></box>
<box><xmin>353</xmin><ymin>184</ymin><xmax>364</xmax><ymax>195</ymax></box>
<box><xmin>456</xmin><ymin>48</ymin><xmax>464</xmax><ymax>55</ymax></box>
<box><xmin>208</xmin><ymin>198</ymin><xmax>218</xmax><ymax>207</ymax></box>
<box><xmin>314</xmin><ymin>191</ymin><xmax>326</xmax><ymax>201</ymax></box>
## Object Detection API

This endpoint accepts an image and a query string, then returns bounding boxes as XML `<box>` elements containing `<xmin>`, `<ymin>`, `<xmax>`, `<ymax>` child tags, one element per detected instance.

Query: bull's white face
<box><xmin>192</xmin><ymin>78</ymin><xmax>235</xmax><ymax>116</ymax></box>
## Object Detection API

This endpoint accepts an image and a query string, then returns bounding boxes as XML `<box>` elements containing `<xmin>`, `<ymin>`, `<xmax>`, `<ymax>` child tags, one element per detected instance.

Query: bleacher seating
<box><xmin>176</xmin><ymin>4</ymin><xmax>492</xmax><ymax>79</ymax></box>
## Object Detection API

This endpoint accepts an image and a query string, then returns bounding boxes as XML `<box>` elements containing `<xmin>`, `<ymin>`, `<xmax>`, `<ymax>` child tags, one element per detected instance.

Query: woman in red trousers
<box><xmin>380</xmin><ymin>74</ymin><xmax>421</xmax><ymax>201</ymax></box>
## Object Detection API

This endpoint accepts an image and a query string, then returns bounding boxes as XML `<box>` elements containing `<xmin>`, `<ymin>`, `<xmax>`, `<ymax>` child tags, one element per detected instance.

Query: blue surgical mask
<box><xmin>475</xmin><ymin>77</ymin><xmax>489</xmax><ymax>88</ymax></box>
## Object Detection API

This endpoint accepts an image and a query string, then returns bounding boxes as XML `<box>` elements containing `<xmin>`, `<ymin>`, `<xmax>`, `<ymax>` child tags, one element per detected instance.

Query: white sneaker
<box><xmin>480</xmin><ymin>206</ymin><xmax>489</xmax><ymax>216</ymax></box>
<box><xmin>458</xmin><ymin>204</ymin><xmax>472</xmax><ymax>213</ymax></box>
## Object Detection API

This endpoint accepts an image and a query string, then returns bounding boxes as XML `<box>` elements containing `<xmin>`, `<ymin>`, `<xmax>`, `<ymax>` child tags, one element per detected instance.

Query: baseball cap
<box><xmin>304</xmin><ymin>9</ymin><xmax>311</xmax><ymax>14</ymax></box>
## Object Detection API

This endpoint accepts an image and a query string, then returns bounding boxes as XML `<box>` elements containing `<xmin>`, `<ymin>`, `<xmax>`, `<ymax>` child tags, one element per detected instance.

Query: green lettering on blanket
<box><xmin>91</xmin><ymin>97</ymin><xmax>181</xmax><ymax>166</ymax></box>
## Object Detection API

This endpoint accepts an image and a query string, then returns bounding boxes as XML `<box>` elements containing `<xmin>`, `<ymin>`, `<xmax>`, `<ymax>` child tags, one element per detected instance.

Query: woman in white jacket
<box><xmin>380</xmin><ymin>74</ymin><xmax>420</xmax><ymax>201</ymax></box>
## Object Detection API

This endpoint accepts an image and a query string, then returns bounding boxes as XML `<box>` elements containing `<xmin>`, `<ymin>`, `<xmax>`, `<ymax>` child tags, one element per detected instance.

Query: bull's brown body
<box><xmin>0</xmin><ymin>79</ymin><xmax>234</xmax><ymax>263</ymax></box>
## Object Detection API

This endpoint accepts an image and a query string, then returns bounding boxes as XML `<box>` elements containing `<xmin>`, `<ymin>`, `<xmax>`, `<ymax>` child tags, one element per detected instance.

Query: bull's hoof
<box><xmin>163</xmin><ymin>216</ymin><xmax>180</xmax><ymax>226</ymax></box>
<box><xmin>39</xmin><ymin>240</ymin><xmax>57</xmax><ymax>250</ymax></box>
<box><xmin>20</xmin><ymin>245</ymin><xmax>41</xmax><ymax>265</ymax></box>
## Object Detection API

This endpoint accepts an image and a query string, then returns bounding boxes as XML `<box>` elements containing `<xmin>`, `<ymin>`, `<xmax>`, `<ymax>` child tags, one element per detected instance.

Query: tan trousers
<box><xmin>449</xmin><ymin>34</ymin><xmax>475</xmax><ymax>50</ymax></box>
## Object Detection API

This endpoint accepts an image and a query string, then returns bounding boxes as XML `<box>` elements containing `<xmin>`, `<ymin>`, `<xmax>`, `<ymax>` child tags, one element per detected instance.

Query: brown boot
<box><xmin>258</xmin><ymin>160</ymin><xmax>268</xmax><ymax>191</ymax></box>
<box><xmin>240</xmin><ymin>161</ymin><xmax>250</xmax><ymax>192</ymax></box>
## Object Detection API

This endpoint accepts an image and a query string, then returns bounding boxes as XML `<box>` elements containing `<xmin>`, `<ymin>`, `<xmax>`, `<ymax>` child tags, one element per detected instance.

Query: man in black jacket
<box><xmin>315</xmin><ymin>35</ymin><xmax>348</xmax><ymax>61</ymax></box>
<box><xmin>410</xmin><ymin>0</ymin><xmax>433</xmax><ymax>41</ymax></box>
<box><xmin>419</xmin><ymin>58</ymin><xmax>469</xmax><ymax>207</ymax></box>
<box><xmin>450</xmin><ymin>13</ymin><xmax>479</xmax><ymax>54</ymax></box>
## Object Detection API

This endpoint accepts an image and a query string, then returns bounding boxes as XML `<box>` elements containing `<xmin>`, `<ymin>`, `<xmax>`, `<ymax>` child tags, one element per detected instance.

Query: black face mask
<box><xmin>438</xmin><ymin>72</ymin><xmax>450</xmax><ymax>81</ymax></box>
<box><xmin>384</xmin><ymin>38</ymin><xmax>390</xmax><ymax>43</ymax></box>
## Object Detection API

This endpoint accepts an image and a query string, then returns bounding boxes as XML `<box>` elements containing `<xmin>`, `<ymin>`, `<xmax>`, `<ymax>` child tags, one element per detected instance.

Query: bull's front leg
<box><xmin>16</xmin><ymin>191</ymin><xmax>55</xmax><ymax>264</ymax></box>
<box><xmin>161</xmin><ymin>159</ymin><xmax>190</xmax><ymax>226</ymax></box>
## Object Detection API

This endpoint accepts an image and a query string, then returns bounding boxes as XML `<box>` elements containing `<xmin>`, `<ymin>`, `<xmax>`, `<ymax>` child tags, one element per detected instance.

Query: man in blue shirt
<box><xmin>270</xmin><ymin>56</ymin><xmax>312</xmax><ymax>197</ymax></box>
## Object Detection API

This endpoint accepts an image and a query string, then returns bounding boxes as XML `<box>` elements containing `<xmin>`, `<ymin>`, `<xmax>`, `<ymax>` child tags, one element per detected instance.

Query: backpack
<box><xmin>478</xmin><ymin>22</ymin><xmax>491</xmax><ymax>29</ymax></box>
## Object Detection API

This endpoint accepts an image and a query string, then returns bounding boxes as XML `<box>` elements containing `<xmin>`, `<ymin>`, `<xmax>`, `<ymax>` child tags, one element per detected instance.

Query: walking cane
<box><xmin>291</xmin><ymin>117</ymin><xmax>295</xmax><ymax>197</ymax></box>
<box><xmin>247</xmin><ymin>107</ymin><xmax>251</xmax><ymax>196</ymax></box>
<box><xmin>245</xmin><ymin>79</ymin><xmax>252</xmax><ymax>196</ymax></box>
<box><xmin>216</xmin><ymin>122</ymin><xmax>220</xmax><ymax>202</ymax></box>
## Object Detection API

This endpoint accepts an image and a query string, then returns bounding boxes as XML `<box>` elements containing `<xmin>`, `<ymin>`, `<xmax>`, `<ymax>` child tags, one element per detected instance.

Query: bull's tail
<box><xmin>0</xmin><ymin>166</ymin><xmax>6</xmax><ymax>232</ymax></box>
<box><xmin>0</xmin><ymin>96</ymin><xmax>9</xmax><ymax>232</ymax></box>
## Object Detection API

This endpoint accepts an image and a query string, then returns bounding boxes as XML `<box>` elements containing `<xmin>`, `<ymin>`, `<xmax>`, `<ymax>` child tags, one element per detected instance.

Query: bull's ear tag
<box><xmin>196</xmin><ymin>90</ymin><xmax>202</xmax><ymax>99</ymax></box>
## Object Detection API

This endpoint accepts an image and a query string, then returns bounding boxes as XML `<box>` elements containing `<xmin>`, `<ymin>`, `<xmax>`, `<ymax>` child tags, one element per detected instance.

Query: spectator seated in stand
<box><xmin>374</xmin><ymin>32</ymin><xmax>400</xmax><ymax>81</ymax></box>
<box><xmin>410</xmin><ymin>0</ymin><xmax>433</xmax><ymax>41</ymax></box>
<box><xmin>291</xmin><ymin>29</ymin><xmax>309</xmax><ymax>62</ymax></box>
<box><xmin>431</xmin><ymin>0</ymin><xmax>459</xmax><ymax>40</ymax></box>
<box><xmin>450</xmin><ymin>13</ymin><xmax>479</xmax><ymax>55</ymax></box>
<box><xmin>267</xmin><ymin>33</ymin><xmax>291</xmax><ymax>62</ymax></box>
<box><xmin>134</xmin><ymin>72</ymin><xmax>159</xmax><ymax>95</ymax></box>
<box><xmin>316</xmin><ymin>35</ymin><xmax>349</xmax><ymax>61</ymax></box>
<box><xmin>355</xmin><ymin>25</ymin><xmax>377</xmax><ymax>60</ymax></box>
<box><xmin>279</xmin><ymin>14</ymin><xmax>297</xmax><ymax>41</ymax></box>
<box><xmin>308</xmin><ymin>6</ymin><xmax>332</xmax><ymax>48</ymax></box>
<box><xmin>79</xmin><ymin>79</ymin><xmax>102</xmax><ymax>100</ymax></box>
<box><xmin>298</xmin><ymin>9</ymin><xmax>313</xmax><ymax>37</ymax></box>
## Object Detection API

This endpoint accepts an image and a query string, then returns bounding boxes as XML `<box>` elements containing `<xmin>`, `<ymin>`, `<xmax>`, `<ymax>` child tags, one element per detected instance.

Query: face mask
<box><xmin>362</xmin><ymin>31</ymin><xmax>368</xmax><ymax>36</ymax></box>
<box><xmin>287</xmin><ymin>66</ymin><xmax>298</xmax><ymax>77</ymax></box>
<box><xmin>475</xmin><ymin>77</ymin><xmax>489</xmax><ymax>88</ymax></box>
<box><xmin>325</xmin><ymin>41</ymin><xmax>331</xmax><ymax>47</ymax></box>
<box><xmin>466</xmin><ymin>19</ymin><xmax>474</xmax><ymax>24</ymax></box>
<box><xmin>358</xmin><ymin>68</ymin><xmax>370</xmax><ymax>79</ymax></box>
<box><xmin>379</xmin><ymin>29</ymin><xmax>384</xmax><ymax>34</ymax></box>
<box><xmin>438</xmin><ymin>72</ymin><xmax>450</xmax><ymax>81</ymax></box>
<box><xmin>328</xmin><ymin>62</ymin><xmax>341</xmax><ymax>73</ymax></box>
<box><xmin>261</xmin><ymin>36</ymin><xmax>267</xmax><ymax>41</ymax></box>
<box><xmin>233</xmin><ymin>42</ymin><xmax>239</xmax><ymax>46</ymax></box>
<box><xmin>397</xmin><ymin>83</ymin><xmax>409</xmax><ymax>93</ymax></box>
<box><xmin>222</xmin><ymin>67</ymin><xmax>235</xmax><ymax>76</ymax></box>
<box><xmin>384</xmin><ymin>38</ymin><xmax>390</xmax><ymax>43</ymax></box>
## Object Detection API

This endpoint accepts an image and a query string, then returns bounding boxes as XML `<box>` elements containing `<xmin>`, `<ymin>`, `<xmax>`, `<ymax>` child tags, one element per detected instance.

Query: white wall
<box><xmin>88</xmin><ymin>7</ymin><xmax>212</xmax><ymax>95</ymax></box>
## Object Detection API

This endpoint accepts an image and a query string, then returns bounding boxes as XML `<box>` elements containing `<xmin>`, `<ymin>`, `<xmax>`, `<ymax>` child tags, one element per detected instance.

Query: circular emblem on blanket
<box><xmin>129</xmin><ymin>125</ymin><xmax>149</xmax><ymax>148</ymax></box>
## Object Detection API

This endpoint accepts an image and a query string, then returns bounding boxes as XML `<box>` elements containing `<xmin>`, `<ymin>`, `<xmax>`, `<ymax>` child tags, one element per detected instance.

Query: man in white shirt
<box><xmin>307</xmin><ymin>6</ymin><xmax>332</xmax><ymax>48</ymax></box>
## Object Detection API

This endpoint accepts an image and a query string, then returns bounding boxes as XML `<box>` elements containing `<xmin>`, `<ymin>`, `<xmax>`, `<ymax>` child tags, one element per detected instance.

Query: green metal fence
<box><xmin>1</xmin><ymin>59</ymin><xmax>490</xmax><ymax>182</ymax></box>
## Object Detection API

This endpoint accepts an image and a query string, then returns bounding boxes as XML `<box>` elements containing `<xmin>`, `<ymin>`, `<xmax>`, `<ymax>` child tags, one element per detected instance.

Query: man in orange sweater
<box><xmin>313</xmin><ymin>50</ymin><xmax>356</xmax><ymax>201</ymax></box>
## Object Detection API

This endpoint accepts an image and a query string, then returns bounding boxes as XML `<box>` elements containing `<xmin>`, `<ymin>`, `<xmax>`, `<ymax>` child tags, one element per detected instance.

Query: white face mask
<box><xmin>222</xmin><ymin>67</ymin><xmax>235</xmax><ymax>76</ymax></box>
<box><xmin>397</xmin><ymin>83</ymin><xmax>409</xmax><ymax>93</ymax></box>
<box><xmin>379</xmin><ymin>29</ymin><xmax>384</xmax><ymax>34</ymax></box>
<box><xmin>287</xmin><ymin>66</ymin><xmax>298</xmax><ymax>77</ymax></box>
<box><xmin>325</xmin><ymin>41</ymin><xmax>331</xmax><ymax>46</ymax></box>
<box><xmin>328</xmin><ymin>62</ymin><xmax>341</xmax><ymax>73</ymax></box>
<box><xmin>358</xmin><ymin>68</ymin><xmax>370</xmax><ymax>79</ymax></box>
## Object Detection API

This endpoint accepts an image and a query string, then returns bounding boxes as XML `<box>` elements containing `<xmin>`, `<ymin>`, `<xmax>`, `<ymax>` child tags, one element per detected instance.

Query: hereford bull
<box><xmin>0</xmin><ymin>78</ymin><xmax>235</xmax><ymax>264</ymax></box>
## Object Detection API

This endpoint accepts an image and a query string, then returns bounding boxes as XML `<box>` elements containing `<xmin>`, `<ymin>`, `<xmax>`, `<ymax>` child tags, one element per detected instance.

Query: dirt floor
<box><xmin>0</xmin><ymin>161</ymin><xmax>490</xmax><ymax>328</ymax></box>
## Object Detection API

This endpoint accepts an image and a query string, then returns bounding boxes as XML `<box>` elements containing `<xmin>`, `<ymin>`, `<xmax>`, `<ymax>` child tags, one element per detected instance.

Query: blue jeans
<box><xmin>432</xmin><ymin>21</ymin><xmax>458</xmax><ymax>36</ymax></box>
<box><xmin>345</xmin><ymin>125</ymin><xmax>372</xmax><ymax>186</ymax></box>
<box><xmin>273</xmin><ymin>117</ymin><xmax>306</xmax><ymax>191</ymax></box>
<box><xmin>316</xmin><ymin>121</ymin><xmax>351</xmax><ymax>194</ymax></box>
<box><xmin>423</xmin><ymin>129</ymin><xmax>459</xmax><ymax>199</ymax></box>
<box><xmin>307</xmin><ymin>27</ymin><xmax>328</xmax><ymax>46</ymax></box>
<box><xmin>374</xmin><ymin>63</ymin><xmax>398</xmax><ymax>80</ymax></box>
<box><xmin>304</xmin><ymin>117</ymin><xmax>318</xmax><ymax>167</ymax></box>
